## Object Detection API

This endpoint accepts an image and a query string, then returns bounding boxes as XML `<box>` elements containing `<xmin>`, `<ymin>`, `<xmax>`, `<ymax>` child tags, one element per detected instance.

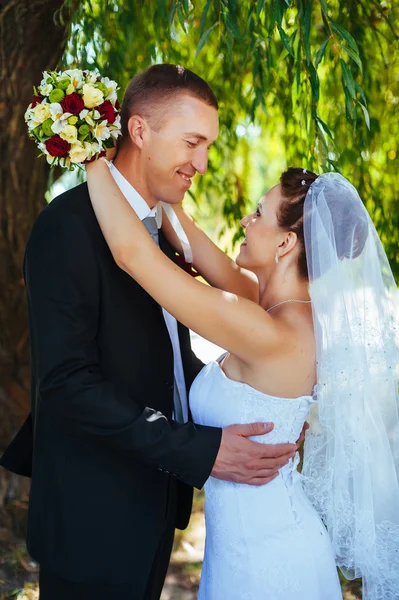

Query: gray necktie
<box><xmin>142</xmin><ymin>216</ymin><xmax>185</xmax><ymax>423</ymax></box>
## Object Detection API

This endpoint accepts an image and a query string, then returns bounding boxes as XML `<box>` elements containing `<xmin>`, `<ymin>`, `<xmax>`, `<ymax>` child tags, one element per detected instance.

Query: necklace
<box><xmin>266</xmin><ymin>299</ymin><xmax>312</xmax><ymax>313</ymax></box>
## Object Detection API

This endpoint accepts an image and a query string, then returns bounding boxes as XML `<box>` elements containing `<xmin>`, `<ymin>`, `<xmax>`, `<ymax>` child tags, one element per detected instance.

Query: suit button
<box><xmin>165</xmin><ymin>382</ymin><xmax>174</xmax><ymax>391</ymax></box>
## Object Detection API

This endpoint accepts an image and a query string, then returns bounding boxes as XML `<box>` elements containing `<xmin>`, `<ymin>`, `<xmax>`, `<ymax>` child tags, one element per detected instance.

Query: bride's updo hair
<box><xmin>278</xmin><ymin>167</ymin><xmax>319</xmax><ymax>280</ymax></box>
<box><xmin>279</xmin><ymin>168</ymin><xmax>369</xmax><ymax>280</ymax></box>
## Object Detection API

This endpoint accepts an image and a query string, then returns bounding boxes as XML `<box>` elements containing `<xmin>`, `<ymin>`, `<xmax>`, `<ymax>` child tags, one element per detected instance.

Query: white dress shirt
<box><xmin>109</xmin><ymin>163</ymin><xmax>189</xmax><ymax>422</ymax></box>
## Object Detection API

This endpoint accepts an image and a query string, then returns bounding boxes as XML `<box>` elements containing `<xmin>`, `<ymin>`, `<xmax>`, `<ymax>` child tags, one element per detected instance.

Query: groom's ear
<box><xmin>127</xmin><ymin>115</ymin><xmax>147</xmax><ymax>149</ymax></box>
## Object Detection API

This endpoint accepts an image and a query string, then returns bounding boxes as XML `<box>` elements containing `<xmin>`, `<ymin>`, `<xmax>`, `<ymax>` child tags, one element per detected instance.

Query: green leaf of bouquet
<box><xmin>196</xmin><ymin>22</ymin><xmax>217</xmax><ymax>58</ymax></box>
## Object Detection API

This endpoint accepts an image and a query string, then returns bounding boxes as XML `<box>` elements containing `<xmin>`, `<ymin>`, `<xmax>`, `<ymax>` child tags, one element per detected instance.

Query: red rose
<box><xmin>83</xmin><ymin>150</ymin><xmax>106</xmax><ymax>164</ymax></box>
<box><xmin>31</xmin><ymin>95</ymin><xmax>43</xmax><ymax>108</ymax></box>
<box><xmin>97</xmin><ymin>100</ymin><xmax>116</xmax><ymax>124</ymax></box>
<box><xmin>115</xmin><ymin>99</ymin><xmax>120</xmax><ymax>111</ymax></box>
<box><xmin>60</xmin><ymin>92</ymin><xmax>85</xmax><ymax>116</ymax></box>
<box><xmin>45</xmin><ymin>135</ymin><xmax>70</xmax><ymax>158</ymax></box>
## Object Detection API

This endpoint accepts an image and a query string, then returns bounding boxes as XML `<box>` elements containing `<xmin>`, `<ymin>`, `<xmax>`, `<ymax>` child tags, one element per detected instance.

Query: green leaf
<box><xmin>315</xmin><ymin>37</ymin><xmax>330</xmax><ymax>68</ymax></box>
<box><xmin>319</xmin><ymin>0</ymin><xmax>328</xmax><ymax>14</ymax></box>
<box><xmin>275</xmin><ymin>0</ymin><xmax>283</xmax><ymax>27</ymax></box>
<box><xmin>225</xmin><ymin>14</ymin><xmax>242</xmax><ymax>40</ymax></box>
<box><xmin>342</xmin><ymin>44</ymin><xmax>363</xmax><ymax>73</ymax></box>
<box><xmin>330</xmin><ymin>20</ymin><xmax>359</xmax><ymax>54</ymax></box>
<box><xmin>168</xmin><ymin>2</ymin><xmax>177</xmax><ymax>25</ymax></box>
<box><xmin>316</xmin><ymin>116</ymin><xmax>334</xmax><ymax>139</ymax></box>
<box><xmin>308</xmin><ymin>62</ymin><xmax>320</xmax><ymax>103</ymax></box>
<box><xmin>340</xmin><ymin>58</ymin><xmax>356</xmax><ymax>98</ymax></box>
<box><xmin>344</xmin><ymin>86</ymin><xmax>355</xmax><ymax>121</ymax></box>
<box><xmin>296</xmin><ymin>42</ymin><xmax>302</xmax><ymax>91</ymax></box>
<box><xmin>355</xmin><ymin>82</ymin><xmax>367</xmax><ymax>106</ymax></box>
<box><xmin>303</xmin><ymin>0</ymin><xmax>314</xmax><ymax>65</ymax></box>
<box><xmin>256</xmin><ymin>0</ymin><xmax>265</xmax><ymax>20</ymax></box>
<box><xmin>195</xmin><ymin>22</ymin><xmax>217</xmax><ymax>58</ymax></box>
<box><xmin>177</xmin><ymin>4</ymin><xmax>188</xmax><ymax>33</ymax></box>
<box><xmin>359</xmin><ymin>102</ymin><xmax>371</xmax><ymax>129</ymax></box>
<box><xmin>277</xmin><ymin>23</ymin><xmax>295</xmax><ymax>57</ymax></box>
<box><xmin>199</xmin><ymin>0</ymin><xmax>212</xmax><ymax>37</ymax></box>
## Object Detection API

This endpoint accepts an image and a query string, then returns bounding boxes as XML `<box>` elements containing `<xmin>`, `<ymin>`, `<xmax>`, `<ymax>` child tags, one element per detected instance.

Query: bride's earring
<box><xmin>275</xmin><ymin>250</ymin><xmax>279</xmax><ymax>264</ymax></box>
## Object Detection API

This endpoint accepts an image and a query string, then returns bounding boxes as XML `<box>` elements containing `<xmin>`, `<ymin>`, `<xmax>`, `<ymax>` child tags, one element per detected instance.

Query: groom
<box><xmin>1</xmin><ymin>64</ymin><xmax>298</xmax><ymax>600</ymax></box>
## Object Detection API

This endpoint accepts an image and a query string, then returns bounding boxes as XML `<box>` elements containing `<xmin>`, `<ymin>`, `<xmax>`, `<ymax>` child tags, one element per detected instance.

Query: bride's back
<box><xmin>222</xmin><ymin>302</ymin><xmax>316</xmax><ymax>399</ymax></box>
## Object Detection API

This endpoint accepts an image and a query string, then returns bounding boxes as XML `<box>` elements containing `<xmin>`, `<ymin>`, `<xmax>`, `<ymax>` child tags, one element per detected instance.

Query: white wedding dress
<box><xmin>190</xmin><ymin>357</ymin><xmax>342</xmax><ymax>600</ymax></box>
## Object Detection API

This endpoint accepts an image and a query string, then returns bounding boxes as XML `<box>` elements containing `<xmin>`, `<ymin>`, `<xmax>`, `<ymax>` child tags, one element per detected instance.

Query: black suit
<box><xmin>0</xmin><ymin>183</ymin><xmax>222</xmax><ymax>598</ymax></box>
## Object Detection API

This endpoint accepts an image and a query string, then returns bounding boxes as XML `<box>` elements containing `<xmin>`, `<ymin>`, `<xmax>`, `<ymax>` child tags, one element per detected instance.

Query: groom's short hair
<box><xmin>119</xmin><ymin>64</ymin><xmax>218</xmax><ymax>139</ymax></box>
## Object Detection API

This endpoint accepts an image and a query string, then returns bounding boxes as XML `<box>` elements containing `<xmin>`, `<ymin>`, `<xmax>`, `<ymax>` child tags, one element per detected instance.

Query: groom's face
<box><xmin>142</xmin><ymin>94</ymin><xmax>219</xmax><ymax>204</ymax></box>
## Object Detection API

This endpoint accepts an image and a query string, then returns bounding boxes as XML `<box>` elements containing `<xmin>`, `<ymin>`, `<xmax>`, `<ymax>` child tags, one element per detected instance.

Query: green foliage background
<box><xmin>61</xmin><ymin>0</ymin><xmax>398</xmax><ymax>273</ymax></box>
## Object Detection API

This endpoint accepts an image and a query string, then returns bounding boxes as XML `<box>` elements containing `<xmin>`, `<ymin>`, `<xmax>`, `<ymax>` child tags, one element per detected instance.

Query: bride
<box><xmin>86</xmin><ymin>159</ymin><xmax>399</xmax><ymax>600</ymax></box>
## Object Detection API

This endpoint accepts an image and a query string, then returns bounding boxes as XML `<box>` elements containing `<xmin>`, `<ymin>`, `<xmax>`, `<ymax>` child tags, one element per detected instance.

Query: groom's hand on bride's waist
<box><xmin>210</xmin><ymin>422</ymin><xmax>297</xmax><ymax>486</ymax></box>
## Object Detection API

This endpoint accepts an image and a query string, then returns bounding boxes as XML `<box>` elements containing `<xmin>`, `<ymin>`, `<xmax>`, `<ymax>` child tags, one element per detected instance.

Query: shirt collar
<box><xmin>109</xmin><ymin>162</ymin><xmax>162</xmax><ymax>228</ymax></box>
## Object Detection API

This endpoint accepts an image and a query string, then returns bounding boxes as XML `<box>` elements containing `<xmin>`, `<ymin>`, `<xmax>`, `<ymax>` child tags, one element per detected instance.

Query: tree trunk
<box><xmin>0</xmin><ymin>0</ymin><xmax>78</xmax><ymax>530</ymax></box>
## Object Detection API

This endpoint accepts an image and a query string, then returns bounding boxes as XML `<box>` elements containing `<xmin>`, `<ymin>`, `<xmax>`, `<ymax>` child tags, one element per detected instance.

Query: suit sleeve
<box><xmin>24</xmin><ymin>210</ymin><xmax>221</xmax><ymax>489</ymax></box>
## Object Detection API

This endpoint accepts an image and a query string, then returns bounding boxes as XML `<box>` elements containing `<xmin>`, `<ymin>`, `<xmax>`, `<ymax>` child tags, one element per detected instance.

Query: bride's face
<box><xmin>236</xmin><ymin>184</ymin><xmax>284</xmax><ymax>274</ymax></box>
<box><xmin>140</xmin><ymin>94</ymin><xmax>218</xmax><ymax>205</ymax></box>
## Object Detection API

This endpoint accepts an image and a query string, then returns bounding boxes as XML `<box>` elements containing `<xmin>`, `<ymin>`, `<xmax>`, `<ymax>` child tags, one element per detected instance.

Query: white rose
<box><xmin>82</xmin><ymin>84</ymin><xmax>104</xmax><ymax>109</ymax></box>
<box><xmin>32</xmin><ymin>103</ymin><xmax>51</xmax><ymax>124</ymax></box>
<box><xmin>69</xmin><ymin>142</ymin><xmax>92</xmax><ymax>163</ymax></box>
<box><xmin>59</xmin><ymin>125</ymin><xmax>78</xmax><ymax>143</ymax></box>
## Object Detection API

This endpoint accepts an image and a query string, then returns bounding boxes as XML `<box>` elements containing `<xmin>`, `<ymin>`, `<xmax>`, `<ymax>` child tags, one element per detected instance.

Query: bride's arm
<box><xmin>162</xmin><ymin>204</ymin><xmax>259</xmax><ymax>302</ymax></box>
<box><xmin>86</xmin><ymin>159</ymin><xmax>282</xmax><ymax>364</ymax></box>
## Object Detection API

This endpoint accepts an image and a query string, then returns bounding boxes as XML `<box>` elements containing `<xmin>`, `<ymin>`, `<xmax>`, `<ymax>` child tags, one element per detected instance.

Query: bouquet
<box><xmin>25</xmin><ymin>69</ymin><xmax>122</xmax><ymax>170</ymax></box>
